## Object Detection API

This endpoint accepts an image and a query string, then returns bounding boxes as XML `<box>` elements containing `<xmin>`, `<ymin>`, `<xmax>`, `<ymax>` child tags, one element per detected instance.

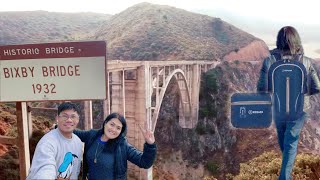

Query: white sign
<box><xmin>0</xmin><ymin>41</ymin><xmax>107</xmax><ymax>102</ymax></box>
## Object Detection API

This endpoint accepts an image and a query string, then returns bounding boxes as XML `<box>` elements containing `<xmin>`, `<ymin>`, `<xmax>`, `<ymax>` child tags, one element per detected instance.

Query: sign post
<box><xmin>16</xmin><ymin>102</ymin><xmax>30</xmax><ymax>180</ymax></box>
<box><xmin>0</xmin><ymin>41</ymin><xmax>107</xmax><ymax>179</ymax></box>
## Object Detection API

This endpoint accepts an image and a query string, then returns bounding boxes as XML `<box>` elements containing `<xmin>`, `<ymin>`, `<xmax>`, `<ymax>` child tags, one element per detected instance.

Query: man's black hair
<box><xmin>57</xmin><ymin>102</ymin><xmax>80</xmax><ymax>115</ymax></box>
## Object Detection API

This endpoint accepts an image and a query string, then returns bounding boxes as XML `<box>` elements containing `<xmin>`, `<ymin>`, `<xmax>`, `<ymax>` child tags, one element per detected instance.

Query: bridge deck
<box><xmin>107</xmin><ymin>60</ymin><xmax>218</xmax><ymax>71</ymax></box>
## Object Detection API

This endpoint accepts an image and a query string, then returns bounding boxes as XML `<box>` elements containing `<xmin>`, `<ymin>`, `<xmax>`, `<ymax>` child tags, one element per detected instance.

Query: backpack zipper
<box><xmin>231</xmin><ymin>101</ymin><xmax>271</xmax><ymax>105</ymax></box>
<box><xmin>286</xmin><ymin>77</ymin><xmax>290</xmax><ymax>114</ymax></box>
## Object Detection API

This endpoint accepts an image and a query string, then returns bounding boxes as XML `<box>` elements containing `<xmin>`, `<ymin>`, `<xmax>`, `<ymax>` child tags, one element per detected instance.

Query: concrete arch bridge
<box><xmin>102</xmin><ymin>60</ymin><xmax>219</xmax><ymax>179</ymax></box>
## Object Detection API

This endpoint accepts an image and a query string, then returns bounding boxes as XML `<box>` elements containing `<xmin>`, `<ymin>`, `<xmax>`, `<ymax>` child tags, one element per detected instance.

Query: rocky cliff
<box><xmin>223</xmin><ymin>40</ymin><xmax>269</xmax><ymax>62</ymax></box>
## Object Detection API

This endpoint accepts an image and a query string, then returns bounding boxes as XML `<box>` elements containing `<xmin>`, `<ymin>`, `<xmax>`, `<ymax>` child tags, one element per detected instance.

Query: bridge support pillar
<box><xmin>110</xmin><ymin>71</ymin><xmax>124</xmax><ymax>114</ymax></box>
<box><xmin>127</xmin><ymin>64</ymin><xmax>152</xmax><ymax>180</ymax></box>
<box><xmin>191</xmin><ymin>64</ymin><xmax>200</xmax><ymax>128</ymax></box>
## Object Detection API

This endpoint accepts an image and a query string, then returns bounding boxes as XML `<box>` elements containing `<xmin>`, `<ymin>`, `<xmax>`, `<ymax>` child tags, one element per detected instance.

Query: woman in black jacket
<box><xmin>74</xmin><ymin>112</ymin><xmax>157</xmax><ymax>180</ymax></box>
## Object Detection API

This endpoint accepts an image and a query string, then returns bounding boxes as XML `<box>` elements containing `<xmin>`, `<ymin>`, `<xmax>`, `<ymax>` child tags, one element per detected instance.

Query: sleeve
<box><xmin>257</xmin><ymin>57</ymin><xmax>270</xmax><ymax>92</ymax></box>
<box><xmin>73</xmin><ymin>129</ymin><xmax>91</xmax><ymax>142</ymax></box>
<box><xmin>126</xmin><ymin>142</ymin><xmax>157</xmax><ymax>169</ymax></box>
<box><xmin>307</xmin><ymin>62</ymin><xmax>320</xmax><ymax>95</ymax></box>
<box><xmin>28</xmin><ymin>138</ymin><xmax>57</xmax><ymax>179</ymax></box>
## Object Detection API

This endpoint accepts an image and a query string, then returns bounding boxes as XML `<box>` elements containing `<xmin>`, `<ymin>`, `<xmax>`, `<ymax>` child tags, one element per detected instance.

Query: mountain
<box><xmin>0</xmin><ymin>3</ymin><xmax>269</xmax><ymax>61</ymax></box>
<box><xmin>0</xmin><ymin>11</ymin><xmax>110</xmax><ymax>45</ymax></box>
<box><xmin>92</xmin><ymin>2</ymin><xmax>269</xmax><ymax>61</ymax></box>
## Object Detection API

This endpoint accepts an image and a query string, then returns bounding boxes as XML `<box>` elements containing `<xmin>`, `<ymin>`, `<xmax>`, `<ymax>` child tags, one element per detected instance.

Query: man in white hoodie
<box><xmin>27</xmin><ymin>102</ymin><xmax>83</xmax><ymax>180</ymax></box>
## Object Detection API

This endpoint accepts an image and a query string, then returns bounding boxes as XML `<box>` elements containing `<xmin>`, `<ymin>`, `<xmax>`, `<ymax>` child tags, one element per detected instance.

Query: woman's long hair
<box><xmin>276</xmin><ymin>26</ymin><xmax>304</xmax><ymax>58</ymax></box>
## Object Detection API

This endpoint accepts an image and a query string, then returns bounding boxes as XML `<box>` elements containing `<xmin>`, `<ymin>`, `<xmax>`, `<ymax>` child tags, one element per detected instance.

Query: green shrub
<box><xmin>206</xmin><ymin>161</ymin><xmax>219</xmax><ymax>174</ymax></box>
<box><xmin>163</xmin><ymin>15</ymin><xmax>168</xmax><ymax>20</ymax></box>
<box><xmin>195</xmin><ymin>122</ymin><xmax>206</xmax><ymax>135</ymax></box>
<box><xmin>6</xmin><ymin>126</ymin><xmax>18</xmax><ymax>138</ymax></box>
<box><xmin>0</xmin><ymin>147</ymin><xmax>20</xmax><ymax>180</ymax></box>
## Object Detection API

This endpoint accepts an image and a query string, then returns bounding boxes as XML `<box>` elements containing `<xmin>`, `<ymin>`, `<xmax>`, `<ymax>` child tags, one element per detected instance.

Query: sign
<box><xmin>0</xmin><ymin>41</ymin><xmax>107</xmax><ymax>102</ymax></box>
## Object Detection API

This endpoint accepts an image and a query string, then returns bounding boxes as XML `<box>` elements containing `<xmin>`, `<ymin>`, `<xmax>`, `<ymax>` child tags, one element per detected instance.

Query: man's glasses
<box><xmin>58</xmin><ymin>114</ymin><xmax>79</xmax><ymax>121</ymax></box>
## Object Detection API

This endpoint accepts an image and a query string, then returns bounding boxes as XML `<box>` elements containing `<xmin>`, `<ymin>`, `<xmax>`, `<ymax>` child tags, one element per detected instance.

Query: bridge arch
<box><xmin>151</xmin><ymin>69</ymin><xmax>192</xmax><ymax>131</ymax></box>
<box><xmin>103</xmin><ymin>60</ymin><xmax>218</xmax><ymax>179</ymax></box>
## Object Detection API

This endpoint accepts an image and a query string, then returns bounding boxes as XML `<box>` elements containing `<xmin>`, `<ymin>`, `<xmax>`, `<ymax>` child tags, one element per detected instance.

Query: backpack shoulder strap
<box><xmin>270</xmin><ymin>55</ymin><xmax>277</xmax><ymax>64</ymax></box>
<box><xmin>302</xmin><ymin>56</ymin><xmax>311</xmax><ymax>71</ymax></box>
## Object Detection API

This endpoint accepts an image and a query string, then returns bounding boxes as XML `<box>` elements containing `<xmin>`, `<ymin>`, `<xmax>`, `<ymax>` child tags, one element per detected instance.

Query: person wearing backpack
<box><xmin>257</xmin><ymin>26</ymin><xmax>320</xmax><ymax>180</ymax></box>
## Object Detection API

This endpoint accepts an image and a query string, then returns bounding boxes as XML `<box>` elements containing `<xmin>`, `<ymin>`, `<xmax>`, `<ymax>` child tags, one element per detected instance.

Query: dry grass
<box><xmin>230</xmin><ymin>151</ymin><xmax>320</xmax><ymax>180</ymax></box>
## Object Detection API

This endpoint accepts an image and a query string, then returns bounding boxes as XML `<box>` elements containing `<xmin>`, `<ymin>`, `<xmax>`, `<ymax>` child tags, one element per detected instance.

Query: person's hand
<box><xmin>139</xmin><ymin>124</ymin><xmax>155</xmax><ymax>144</ymax></box>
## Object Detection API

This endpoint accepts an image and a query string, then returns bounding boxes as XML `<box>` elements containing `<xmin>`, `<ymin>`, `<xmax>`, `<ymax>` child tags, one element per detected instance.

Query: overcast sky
<box><xmin>1</xmin><ymin>0</ymin><xmax>318</xmax><ymax>24</ymax></box>
<box><xmin>1</xmin><ymin>0</ymin><xmax>319</xmax><ymax>58</ymax></box>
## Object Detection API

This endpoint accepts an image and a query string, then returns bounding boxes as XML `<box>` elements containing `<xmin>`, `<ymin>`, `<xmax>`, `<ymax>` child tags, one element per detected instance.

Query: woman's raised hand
<box><xmin>139</xmin><ymin>124</ymin><xmax>155</xmax><ymax>144</ymax></box>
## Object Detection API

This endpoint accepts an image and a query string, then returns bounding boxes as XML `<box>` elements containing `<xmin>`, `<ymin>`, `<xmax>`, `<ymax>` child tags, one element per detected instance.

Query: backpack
<box><xmin>267</xmin><ymin>56</ymin><xmax>307</xmax><ymax>120</ymax></box>
<box><xmin>231</xmin><ymin>92</ymin><xmax>272</xmax><ymax>128</ymax></box>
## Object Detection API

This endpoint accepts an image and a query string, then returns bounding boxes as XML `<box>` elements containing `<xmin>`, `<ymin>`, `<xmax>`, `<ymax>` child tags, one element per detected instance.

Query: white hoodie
<box><xmin>26</xmin><ymin>128</ymin><xmax>83</xmax><ymax>180</ymax></box>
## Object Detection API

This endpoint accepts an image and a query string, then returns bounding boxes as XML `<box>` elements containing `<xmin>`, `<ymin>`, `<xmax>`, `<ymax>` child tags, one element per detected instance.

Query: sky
<box><xmin>1</xmin><ymin>0</ymin><xmax>319</xmax><ymax>58</ymax></box>
<box><xmin>1</xmin><ymin>0</ymin><xmax>318</xmax><ymax>24</ymax></box>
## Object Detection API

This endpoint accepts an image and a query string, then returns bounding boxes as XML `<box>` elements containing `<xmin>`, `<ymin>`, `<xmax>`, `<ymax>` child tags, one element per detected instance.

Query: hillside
<box><xmin>0</xmin><ymin>4</ymin><xmax>269</xmax><ymax>62</ymax></box>
<box><xmin>0</xmin><ymin>103</ymin><xmax>54</xmax><ymax>179</ymax></box>
<box><xmin>232</xmin><ymin>151</ymin><xmax>320</xmax><ymax>179</ymax></box>
<box><xmin>0</xmin><ymin>11</ymin><xmax>110</xmax><ymax>45</ymax></box>
<box><xmin>92</xmin><ymin>2</ymin><xmax>269</xmax><ymax>61</ymax></box>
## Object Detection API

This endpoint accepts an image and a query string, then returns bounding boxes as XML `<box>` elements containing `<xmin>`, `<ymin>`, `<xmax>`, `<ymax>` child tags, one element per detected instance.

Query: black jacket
<box><xmin>74</xmin><ymin>129</ymin><xmax>157</xmax><ymax>180</ymax></box>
